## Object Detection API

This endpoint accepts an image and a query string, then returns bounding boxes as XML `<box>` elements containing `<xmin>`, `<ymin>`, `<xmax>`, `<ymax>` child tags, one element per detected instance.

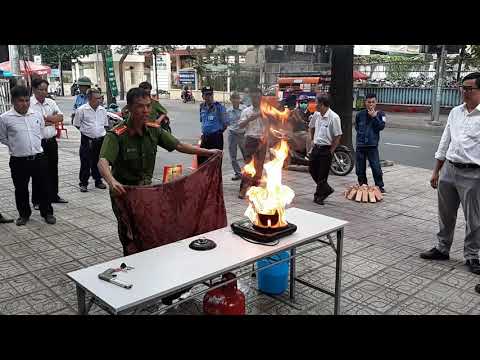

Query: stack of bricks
<box><xmin>344</xmin><ymin>185</ymin><xmax>383</xmax><ymax>203</ymax></box>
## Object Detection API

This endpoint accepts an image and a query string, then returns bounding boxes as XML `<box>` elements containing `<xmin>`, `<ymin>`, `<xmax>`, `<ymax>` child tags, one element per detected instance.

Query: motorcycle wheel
<box><xmin>330</xmin><ymin>150</ymin><xmax>354</xmax><ymax>176</ymax></box>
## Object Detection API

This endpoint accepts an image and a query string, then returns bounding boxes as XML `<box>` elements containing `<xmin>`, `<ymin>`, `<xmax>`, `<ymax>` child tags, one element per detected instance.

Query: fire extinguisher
<box><xmin>203</xmin><ymin>272</ymin><xmax>246</xmax><ymax>315</ymax></box>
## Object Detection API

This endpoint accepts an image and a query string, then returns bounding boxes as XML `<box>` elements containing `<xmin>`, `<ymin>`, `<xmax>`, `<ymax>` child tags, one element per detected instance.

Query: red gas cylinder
<box><xmin>203</xmin><ymin>272</ymin><xmax>246</xmax><ymax>315</ymax></box>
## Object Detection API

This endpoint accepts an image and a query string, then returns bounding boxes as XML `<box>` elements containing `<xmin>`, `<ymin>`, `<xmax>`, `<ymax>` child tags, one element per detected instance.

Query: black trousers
<box><xmin>79</xmin><ymin>134</ymin><xmax>103</xmax><ymax>186</ymax></box>
<box><xmin>309</xmin><ymin>145</ymin><xmax>333</xmax><ymax>200</ymax></box>
<box><xmin>32</xmin><ymin>137</ymin><xmax>59</xmax><ymax>204</ymax></box>
<box><xmin>198</xmin><ymin>131</ymin><xmax>224</xmax><ymax>166</ymax></box>
<box><xmin>239</xmin><ymin>136</ymin><xmax>267</xmax><ymax>196</ymax></box>
<box><xmin>355</xmin><ymin>147</ymin><xmax>384</xmax><ymax>188</ymax></box>
<box><xmin>9</xmin><ymin>154</ymin><xmax>53</xmax><ymax>219</ymax></box>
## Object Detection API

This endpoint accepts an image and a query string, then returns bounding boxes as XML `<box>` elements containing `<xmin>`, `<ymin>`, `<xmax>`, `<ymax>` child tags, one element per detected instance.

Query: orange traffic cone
<box><xmin>189</xmin><ymin>139</ymin><xmax>202</xmax><ymax>171</ymax></box>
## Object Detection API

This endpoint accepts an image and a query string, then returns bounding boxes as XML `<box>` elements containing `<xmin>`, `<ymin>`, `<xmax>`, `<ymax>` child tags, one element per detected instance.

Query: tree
<box><xmin>330</xmin><ymin>45</ymin><xmax>354</xmax><ymax>151</ymax></box>
<box><xmin>34</xmin><ymin>45</ymin><xmax>96</xmax><ymax>95</ymax></box>
<box><xmin>116</xmin><ymin>45</ymin><xmax>138</xmax><ymax>100</ymax></box>
<box><xmin>115</xmin><ymin>45</ymin><xmax>175</xmax><ymax>99</ymax></box>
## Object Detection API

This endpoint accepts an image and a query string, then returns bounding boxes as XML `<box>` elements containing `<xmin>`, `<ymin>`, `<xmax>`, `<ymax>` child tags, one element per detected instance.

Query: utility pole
<box><xmin>456</xmin><ymin>45</ymin><xmax>466</xmax><ymax>83</ymax></box>
<box><xmin>431</xmin><ymin>45</ymin><xmax>446</xmax><ymax>125</ymax></box>
<box><xmin>329</xmin><ymin>45</ymin><xmax>354</xmax><ymax>151</ymax></box>
<box><xmin>8</xmin><ymin>45</ymin><xmax>21</xmax><ymax>77</ymax></box>
<box><xmin>95</xmin><ymin>45</ymin><xmax>101</xmax><ymax>88</ymax></box>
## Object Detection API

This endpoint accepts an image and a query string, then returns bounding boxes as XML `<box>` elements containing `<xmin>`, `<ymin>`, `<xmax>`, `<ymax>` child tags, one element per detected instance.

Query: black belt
<box><xmin>11</xmin><ymin>153</ymin><xmax>44</xmax><ymax>161</ymax></box>
<box><xmin>42</xmin><ymin>137</ymin><xmax>57</xmax><ymax>143</ymax></box>
<box><xmin>448</xmin><ymin>160</ymin><xmax>480</xmax><ymax>169</ymax></box>
<box><xmin>313</xmin><ymin>144</ymin><xmax>331</xmax><ymax>149</ymax></box>
<box><xmin>82</xmin><ymin>134</ymin><xmax>104</xmax><ymax>141</ymax></box>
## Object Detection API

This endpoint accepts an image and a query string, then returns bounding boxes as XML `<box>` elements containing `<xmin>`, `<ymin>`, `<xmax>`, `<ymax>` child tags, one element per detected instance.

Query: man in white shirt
<box><xmin>308</xmin><ymin>95</ymin><xmax>342</xmax><ymax>205</ymax></box>
<box><xmin>421</xmin><ymin>72</ymin><xmax>480</xmax><ymax>276</ymax></box>
<box><xmin>73</xmin><ymin>88</ymin><xmax>108</xmax><ymax>192</ymax></box>
<box><xmin>30</xmin><ymin>78</ymin><xmax>68</xmax><ymax>209</ymax></box>
<box><xmin>237</xmin><ymin>87</ymin><xmax>268</xmax><ymax>199</ymax></box>
<box><xmin>0</xmin><ymin>85</ymin><xmax>56</xmax><ymax>226</ymax></box>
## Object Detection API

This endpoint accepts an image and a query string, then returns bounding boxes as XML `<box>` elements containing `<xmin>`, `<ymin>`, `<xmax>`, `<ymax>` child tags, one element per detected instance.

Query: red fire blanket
<box><xmin>113</xmin><ymin>153</ymin><xmax>227</xmax><ymax>255</ymax></box>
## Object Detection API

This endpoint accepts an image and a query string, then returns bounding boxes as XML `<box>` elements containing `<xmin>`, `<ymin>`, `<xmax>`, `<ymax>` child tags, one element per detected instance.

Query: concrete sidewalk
<box><xmin>1</xmin><ymin>126</ymin><xmax>478</xmax><ymax>315</ymax></box>
<box><xmin>353</xmin><ymin>110</ymin><xmax>448</xmax><ymax>132</ymax></box>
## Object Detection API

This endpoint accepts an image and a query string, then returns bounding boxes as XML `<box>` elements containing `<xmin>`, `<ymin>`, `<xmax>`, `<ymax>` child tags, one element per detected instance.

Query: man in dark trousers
<box><xmin>198</xmin><ymin>86</ymin><xmax>227</xmax><ymax>166</ymax></box>
<box><xmin>238</xmin><ymin>87</ymin><xmax>268</xmax><ymax>199</ymax></box>
<box><xmin>354</xmin><ymin>93</ymin><xmax>386</xmax><ymax>193</ymax></box>
<box><xmin>0</xmin><ymin>85</ymin><xmax>56</xmax><ymax>225</ymax></box>
<box><xmin>420</xmin><ymin>72</ymin><xmax>480</xmax><ymax>277</ymax></box>
<box><xmin>73</xmin><ymin>88</ymin><xmax>108</xmax><ymax>192</ymax></box>
<box><xmin>30</xmin><ymin>78</ymin><xmax>68</xmax><ymax>209</ymax></box>
<box><xmin>308</xmin><ymin>95</ymin><xmax>343</xmax><ymax>205</ymax></box>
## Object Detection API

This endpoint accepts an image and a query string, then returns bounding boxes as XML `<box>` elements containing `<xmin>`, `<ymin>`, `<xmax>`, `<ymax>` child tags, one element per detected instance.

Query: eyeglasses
<box><xmin>459</xmin><ymin>86</ymin><xmax>480</xmax><ymax>92</ymax></box>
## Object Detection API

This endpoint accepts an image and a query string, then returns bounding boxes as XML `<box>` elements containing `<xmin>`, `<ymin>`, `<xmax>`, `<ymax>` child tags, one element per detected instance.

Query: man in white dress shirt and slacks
<box><xmin>421</xmin><ymin>72</ymin><xmax>480</xmax><ymax>276</ymax></box>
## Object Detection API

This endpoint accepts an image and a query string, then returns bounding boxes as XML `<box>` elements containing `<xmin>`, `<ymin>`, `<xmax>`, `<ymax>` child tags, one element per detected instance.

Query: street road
<box><xmin>56</xmin><ymin>97</ymin><xmax>441</xmax><ymax>175</ymax></box>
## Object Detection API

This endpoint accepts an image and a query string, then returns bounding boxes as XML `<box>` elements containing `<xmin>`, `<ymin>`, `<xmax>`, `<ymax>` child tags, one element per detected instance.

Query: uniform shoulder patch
<box><xmin>112</xmin><ymin>125</ymin><xmax>128</xmax><ymax>136</ymax></box>
<box><xmin>145</xmin><ymin>121</ymin><xmax>160</xmax><ymax>128</ymax></box>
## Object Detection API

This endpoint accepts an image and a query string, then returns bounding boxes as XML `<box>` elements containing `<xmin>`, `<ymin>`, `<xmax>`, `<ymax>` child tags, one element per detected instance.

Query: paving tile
<box><xmin>439</xmin><ymin>289</ymin><xmax>480</xmax><ymax>314</ymax></box>
<box><xmin>31</xmin><ymin>297</ymin><xmax>68</xmax><ymax>314</ymax></box>
<box><xmin>0</xmin><ymin>280</ymin><xmax>19</xmax><ymax>302</ymax></box>
<box><xmin>0</xmin><ymin>259</ymin><xmax>28</xmax><ymax>280</ymax></box>
<box><xmin>24</xmin><ymin>238</ymin><xmax>57</xmax><ymax>254</ymax></box>
<box><xmin>3</xmin><ymin>242</ymin><xmax>36</xmax><ymax>258</ymax></box>
<box><xmin>415</xmin><ymin>282</ymin><xmax>459</xmax><ymax>304</ymax></box>
<box><xmin>40</xmin><ymin>249</ymin><xmax>75</xmax><ymax>266</ymax></box>
<box><xmin>7</xmin><ymin>273</ymin><xmax>46</xmax><ymax>296</ymax></box>
<box><xmin>0</xmin><ymin>298</ymin><xmax>31</xmax><ymax>315</ymax></box>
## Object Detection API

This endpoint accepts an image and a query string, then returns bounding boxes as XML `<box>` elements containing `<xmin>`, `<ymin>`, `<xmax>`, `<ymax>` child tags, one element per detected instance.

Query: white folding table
<box><xmin>67</xmin><ymin>207</ymin><xmax>348</xmax><ymax>315</ymax></box>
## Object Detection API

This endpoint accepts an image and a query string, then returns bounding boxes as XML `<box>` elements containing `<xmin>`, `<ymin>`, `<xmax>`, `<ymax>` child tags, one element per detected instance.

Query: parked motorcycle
<box><xmin>106</xmin><ymin>103</ymin><xmax>123</xmax><ymax>129</ymax></box>
<box><xmin>181</xmin><ymin>89</ymin><xmax>195</xmax><ymax>103</ymax></box>
<box><xmin>270</xmin><ymin>128</ymin><xmax>354</xmax><ymax>176</ymax></box>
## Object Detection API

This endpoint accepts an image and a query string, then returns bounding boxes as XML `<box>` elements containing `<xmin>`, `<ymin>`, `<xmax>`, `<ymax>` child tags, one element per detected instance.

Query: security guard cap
<box><xmin>77</xmin><ymin>76</ymin><xmax>92</xmax><ymax>86</ymax></box>
<box><xmin>201</xmin><ymin>86</ymin><xmax>214</xmax><ymax>95</ymax></box>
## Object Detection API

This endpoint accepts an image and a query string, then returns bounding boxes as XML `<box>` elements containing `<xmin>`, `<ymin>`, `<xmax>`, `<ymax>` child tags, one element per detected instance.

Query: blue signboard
<box><xmin>179</xmin><ymin>70</ymin><xmax>196</xmax><ymax>87</ymax></box>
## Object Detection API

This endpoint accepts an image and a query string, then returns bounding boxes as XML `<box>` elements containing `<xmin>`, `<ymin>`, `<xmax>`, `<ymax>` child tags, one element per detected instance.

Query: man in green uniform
<box><xmin>121</xmin><ymin>81</ymin><xmax>171</xmax><ymax>132</ymax></box>
<box><xmin>98</xmin><ymin>87</ymin><xmax>221</xmax><ymax>256</ymax></box>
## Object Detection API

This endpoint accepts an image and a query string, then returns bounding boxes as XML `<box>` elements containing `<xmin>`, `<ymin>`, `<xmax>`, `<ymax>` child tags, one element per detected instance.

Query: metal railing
<box><xmin>354</xmin><ymin>86</ymin><xmax>461</xmax><ymax>107</ymax></box>
<box><xmin>0</xmin><ymin>79</ymin><xmax>11</xmax><ymax>114</ymax></box>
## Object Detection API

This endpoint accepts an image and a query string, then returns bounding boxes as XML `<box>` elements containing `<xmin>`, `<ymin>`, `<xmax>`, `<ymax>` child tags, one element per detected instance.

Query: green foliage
<box><xmin>354</xmin><ymin>54</ymin><xmax>427</xmax><ymax>81</ymax></box>
<box><xmin>34</xmin><ymin>45</ymin><xmax>96</xmax><ymax>69</ymax></box>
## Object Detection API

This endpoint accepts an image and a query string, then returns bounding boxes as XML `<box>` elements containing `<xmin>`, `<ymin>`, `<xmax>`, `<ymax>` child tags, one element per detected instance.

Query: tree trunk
<box><xmin>59</xmin><ymin>55</ymin><xmax>65</xmax><ymax>96</ymax></box>
<box><xmin>118</xmin><ymin>52</ymin><xmax>128</xmax><ymax>100</ymax></box>
<box><xmin>329</xmin><ymin>45</ymin><xmax>354</xmax><ymax>151</ymax></box>
<box><xmin>100</xmin><ymin>45</ymin><xmax>115</xmax><ymax>105</ymax></box>
<box><xmin>456</xmin><ymin>46</ymin><xmax>466</xmax><ymax>83</ymax></box>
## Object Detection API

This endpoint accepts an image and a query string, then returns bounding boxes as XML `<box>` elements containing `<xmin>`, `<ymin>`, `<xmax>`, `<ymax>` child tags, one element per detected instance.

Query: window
<box><xmin>295</xmin><ymin>45</ymin><xmax>306</xmax><ymax>53</ymax></box>
<box><xmin>306</xmin><ymin>45</ymin><xmax>314</xmax><ymax>53</ymax></box>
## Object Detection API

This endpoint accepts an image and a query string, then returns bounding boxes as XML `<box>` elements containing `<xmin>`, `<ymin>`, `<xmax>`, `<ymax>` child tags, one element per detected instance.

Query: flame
<box><xmin>244</xmin><ymin>139</ymin><xmax>295</xmax><ymax>228</ymax></box>
<box><xmin>242</xmin><ymin>158</ymin><xmax>256</xmax><ymax>178</ymax></box>
<box><xmin>260</xmin><ymin>98</ymin><xmax>290</xmax><ymax>124</ymax></box>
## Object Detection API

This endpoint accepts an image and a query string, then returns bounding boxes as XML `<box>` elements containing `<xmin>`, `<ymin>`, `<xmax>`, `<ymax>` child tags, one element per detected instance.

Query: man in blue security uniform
<box><xmin>198</xmin><ymin>86</ymin><xmax>227</xmax><ymax>165</ymax></box>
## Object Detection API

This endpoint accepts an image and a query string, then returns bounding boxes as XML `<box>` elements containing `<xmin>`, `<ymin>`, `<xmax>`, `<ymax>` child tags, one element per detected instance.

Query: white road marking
<box><xmin>384</xmin><ymin>142</ymin><xmax>421</xmax><ymax>148</ymax></box>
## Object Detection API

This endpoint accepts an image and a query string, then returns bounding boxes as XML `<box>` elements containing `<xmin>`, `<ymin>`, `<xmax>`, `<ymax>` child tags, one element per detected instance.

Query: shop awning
<box><xmin>0</xmin><ymin>60</ymin><xmax>52</xmax><ymax>76</ymax></box>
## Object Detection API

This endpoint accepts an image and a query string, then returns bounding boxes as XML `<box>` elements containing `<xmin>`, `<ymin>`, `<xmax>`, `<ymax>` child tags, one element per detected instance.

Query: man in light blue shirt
<box><xmin>71</xmin><ymin>76</ymin><xmax>92</xmax><ymax>123</ymax></box>
<box><xmin>226</xmin><ymin>92</ymin><xmax>246</xmax><ymax>180</ymax></box>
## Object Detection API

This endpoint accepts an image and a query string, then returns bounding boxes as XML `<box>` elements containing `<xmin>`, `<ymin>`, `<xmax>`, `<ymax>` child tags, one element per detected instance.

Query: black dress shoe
<box><xmin>475</xmin><ymin>284</ymin><xmax>480</xmax><ymax>294</ymax></box>
<box><xmin>95</xmin><ymin>182</ymin><xmax>107</xmax><ymax>189</ymax></box>
<box><xmin>231</xmin><ymin>174</ymin><xmax>242</xmax><ymax>181</ymax></box>
<box><xmin>380</xmin><ymin>187</ymin><xmax>386</xmax><ymax>194</ymax></box>
<box><xmin>420</xmin><ymin>247</ymin><xmax>449</xmax><ymax>260</ymax></box>
<box><xmin>44</xmin><ymin>214</ymin><xmax>56</xmax><ymax>225</ymax></box>
<box><xmin>0</xmin><ymin>214</ymin><xmax>14</xmax><ymax>224</ymax></box>
<box><xmin>80</xmin><ymin>185</ymin><xmax>88</xmax><ymax>193</ymax></box>
<box><xmin>16</xmin><ymin>217</ymin><xmax>29</xmax><ymax>226</ymax></box>
<box><xmin>313</xmin><ymin>197</ymin><xmax>324</xmax><ymax>205</ymax></box>
<box><xmin>466</xmin><ymin>259</ymin><xmax>480</xmax><ymax>275</ymax></box>
<box><xmin>52</xmin><ymin>197</ymin><xmax>68</xmax><ymax>204</ymax></box>
<box><xmin>33</xmin><ymin>204</ymin><xmax>40</xmax><ymax>210</ymax></box>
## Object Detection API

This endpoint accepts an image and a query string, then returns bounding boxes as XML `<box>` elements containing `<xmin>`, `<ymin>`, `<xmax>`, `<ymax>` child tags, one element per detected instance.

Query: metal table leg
<box><xmin>334</xmin><ymin>228</ymin><xmax>344</xmax><ymax>315</ymax></box>
<box><xmin>76</xmin><ymin>285</ymin><xmax>87</xmax><ymax>315</ymax></box>
<box><xmin>290</xmin><ymin>248</ymin><xmax>296</xmax><ymax>302</ymax></box>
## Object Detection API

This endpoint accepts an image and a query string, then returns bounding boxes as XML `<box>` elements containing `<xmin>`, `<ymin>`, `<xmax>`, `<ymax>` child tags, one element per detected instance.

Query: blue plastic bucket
<box><xmin>256</xmin><ymin>251</ymin><xmax>290</xmax><ymax>295</ymax></box>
